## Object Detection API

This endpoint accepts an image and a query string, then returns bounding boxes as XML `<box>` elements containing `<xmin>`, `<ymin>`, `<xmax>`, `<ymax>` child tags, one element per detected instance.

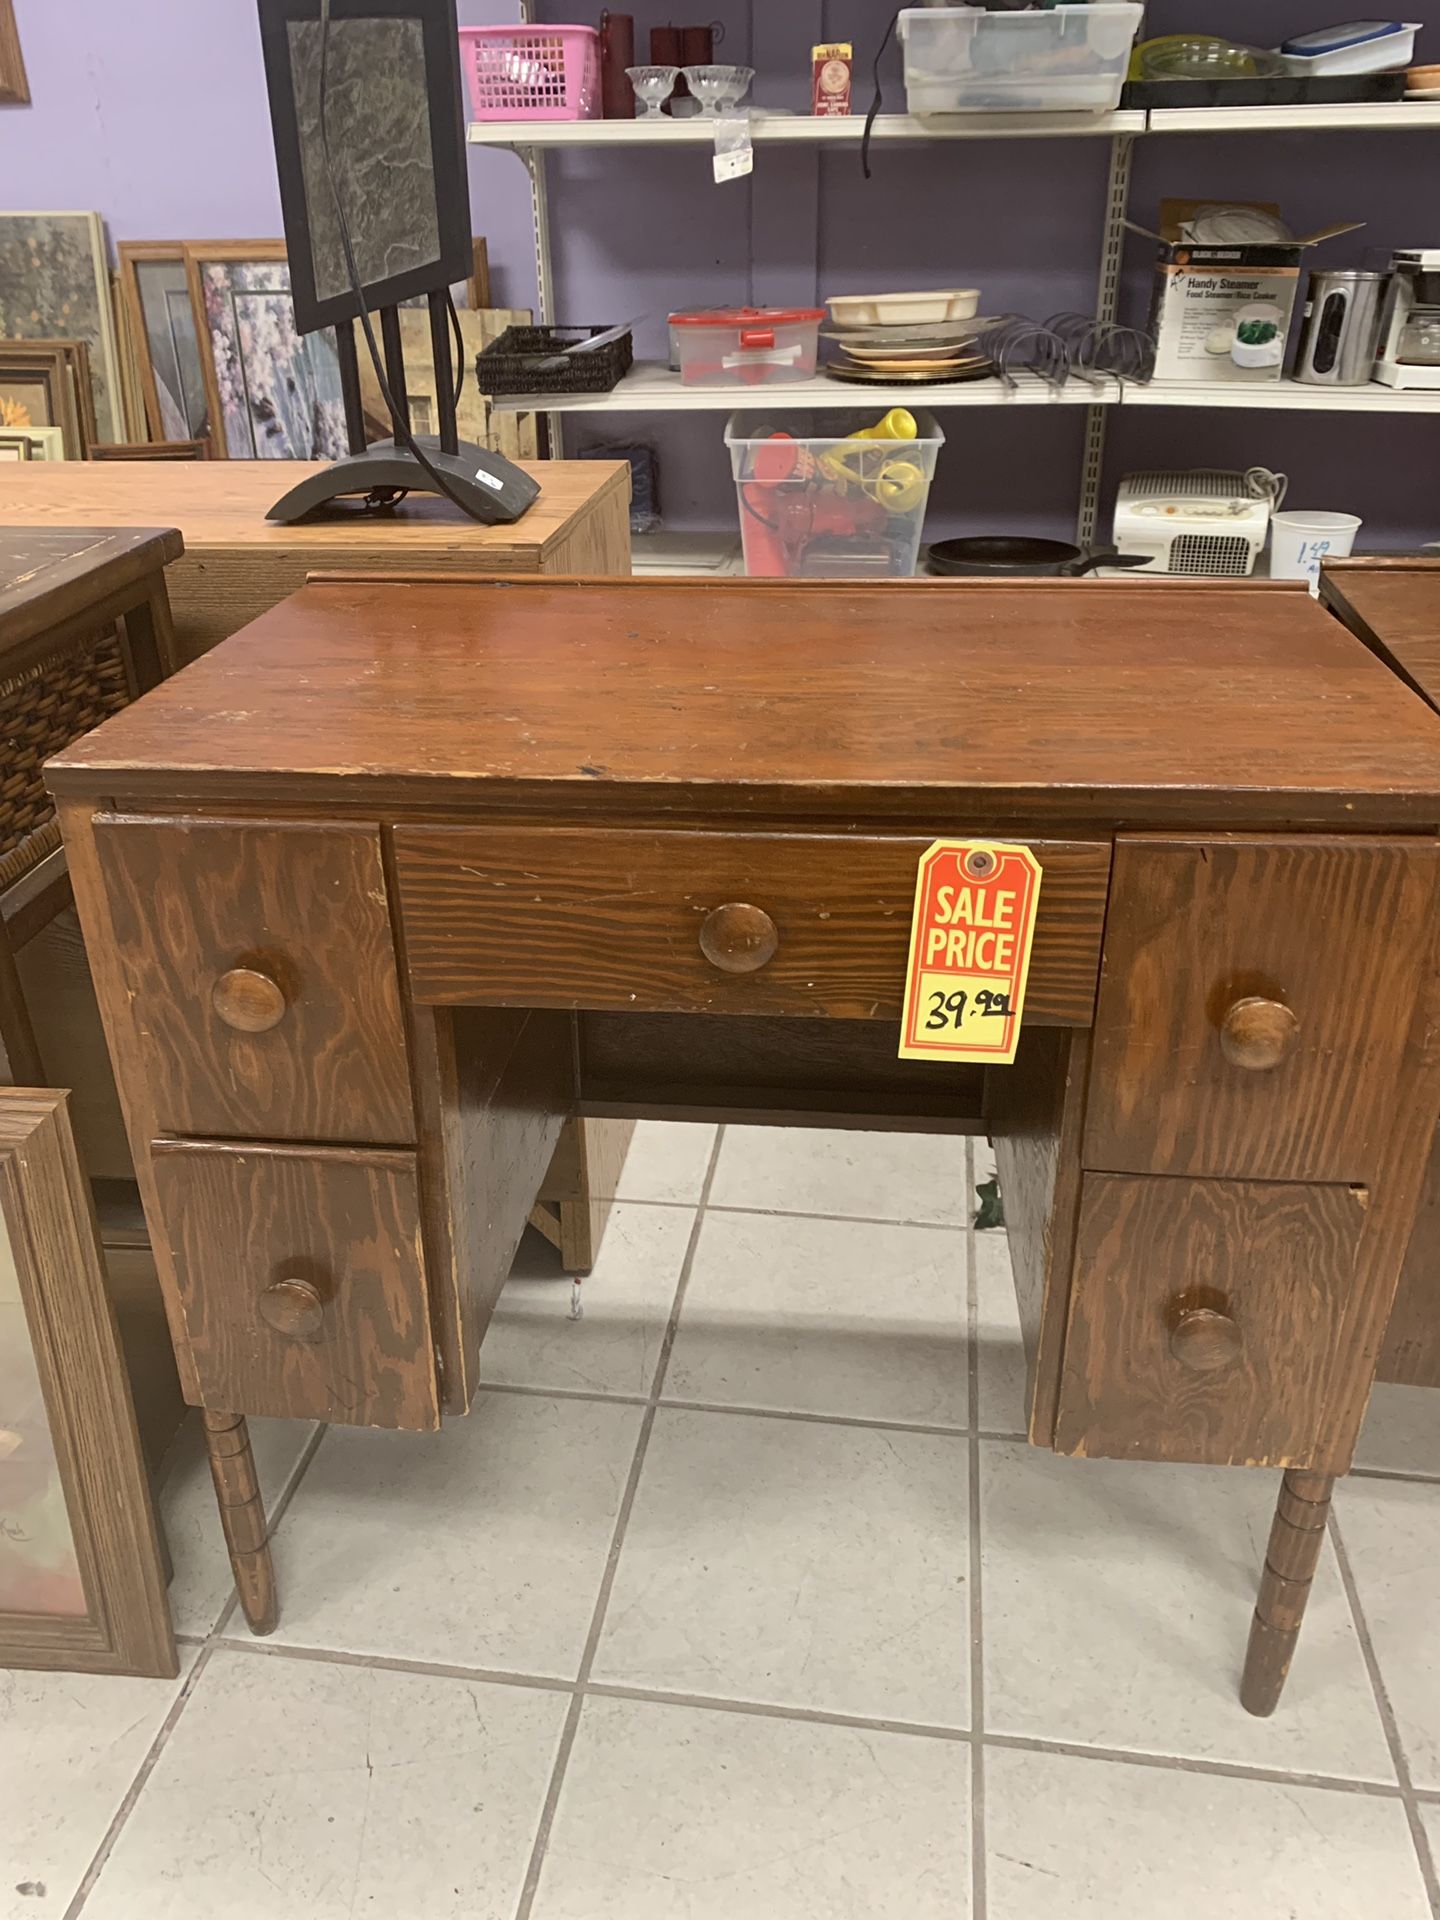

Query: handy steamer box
<box><xmin>1133</xmin><ymin>200</ymin><xmax>1362</xmax><ymax>384</ymax></box>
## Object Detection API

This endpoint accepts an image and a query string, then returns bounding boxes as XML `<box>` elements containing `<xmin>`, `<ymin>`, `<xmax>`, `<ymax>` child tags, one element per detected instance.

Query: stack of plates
<box><xmin>820</xmin><ymin>317</ymin><xmax>994</xmax><ymax>386</ymax></box>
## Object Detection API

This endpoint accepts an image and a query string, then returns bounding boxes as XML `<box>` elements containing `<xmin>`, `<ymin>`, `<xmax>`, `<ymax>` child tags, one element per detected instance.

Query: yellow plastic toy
<box><xmin>820</xmin><ymin>407</ymin><xmax>926</xmax><ymax>512</ymax></box>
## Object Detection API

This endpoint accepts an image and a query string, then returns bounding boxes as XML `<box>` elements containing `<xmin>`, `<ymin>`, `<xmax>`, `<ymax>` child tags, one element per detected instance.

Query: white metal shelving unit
<box><xmin>475</xmin><ymin>55</ymin><xmax>1440</xmax><ymax>545</ymax></box>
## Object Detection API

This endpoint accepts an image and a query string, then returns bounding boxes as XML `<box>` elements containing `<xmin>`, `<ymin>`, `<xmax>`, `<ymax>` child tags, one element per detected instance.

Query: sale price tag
<box><xmin>898</xmin><ymin>841</ymin><xmax>1042</xmax><ymax>1066</ymax></box>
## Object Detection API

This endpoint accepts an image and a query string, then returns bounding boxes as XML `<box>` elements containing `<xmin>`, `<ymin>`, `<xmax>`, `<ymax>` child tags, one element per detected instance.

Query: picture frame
<box><xmin>0</xmin><ymin>429</ymin><xmax>30</xmax><ymax>460</ymax></box>
<box><xmin>11</xmin><ymin>425</ymin><xmax>66</xmax><ymax>461</ymax></box>
<box><xmin>0</xmin><ymin>1091</ymin><xmax>175</xmax><ymax>1677</ymax></box>
<box><xmin>0</xmin><ymin>213</ymin><xmax>122</xmax><ymax>440</ymax></box>
<box><xmin>0</xmin><ymin>1</ymin><xmax>27</xmax><ymax>106</ymax></box>
<box><xmin>186</xmin><ymin>240</ymin><xmax>349</xmax><ymax>459</ymax></box>
<box><xmin>0</xmin><ymin>343</ymin><xmax>87</xmax><ymax>458</ymax></box>
<box><xmin>118</xmin><ymin>242</ymin><xmax>212</xmax><ymax>446</ymax></box>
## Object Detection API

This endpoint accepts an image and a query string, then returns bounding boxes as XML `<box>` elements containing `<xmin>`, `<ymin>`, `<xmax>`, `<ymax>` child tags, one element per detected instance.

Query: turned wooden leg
<box><xmin>202</xmin><ymin>1409</ymin><xmax>278</xmax><ymax>1635</ymax></box>
<box><xmin>1241</xmin><ymin>1469</ymin><xmax>1335</xmax><ymax>1717</ymax></box>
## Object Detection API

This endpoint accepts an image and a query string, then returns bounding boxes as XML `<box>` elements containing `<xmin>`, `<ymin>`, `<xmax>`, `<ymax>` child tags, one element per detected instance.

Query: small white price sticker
<box><xmin>713</xmin><ymin>145</ymin><xmax>753</xmax><ymax>183</ymax></box>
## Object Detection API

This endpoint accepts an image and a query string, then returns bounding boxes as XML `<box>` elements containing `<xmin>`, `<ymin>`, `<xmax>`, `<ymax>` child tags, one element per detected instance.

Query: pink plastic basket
<box><xmin>459</xmin><ymin>24</ymin><xmax>601</xmax><ymax>121</ymax></box>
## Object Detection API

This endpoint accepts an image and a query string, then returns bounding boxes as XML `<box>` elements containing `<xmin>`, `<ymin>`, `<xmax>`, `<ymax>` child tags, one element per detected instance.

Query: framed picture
<box><xmin>187</xmin><ymin>241</ymin><xmax>348</xmax><ymax>459</ymax></box>
<box><xmin>0</xmin><ymin>1</ymin><xmax>27</xmax><ymax>106</ymax></box>
<box><xmin>10</xmin><ymin>425</ymin><xmax>66</xmax><ymax>461</ymax></box>
<box><xmin>118</xmin><ymin>243</ymin><xmax>213</xmax><ymax>445</ymax></box>
<box><xmin>0</xmin><ymin>343</ymin><xmax>87</xmax><ymax>458</ymax></box>
<box><xmin>0</xmin><ymin>1091</ymin><xmax>174</xmax><ymax>1677</ymax></box>
<box><xmin>0</xmin><ymin>213</ymin><xmax>121</xmax><ymax>441</ymax></box>
<box><xmin>0</xmin><ymin>430</ymin><xmax>30</xmax><ymax>460</ymax></box>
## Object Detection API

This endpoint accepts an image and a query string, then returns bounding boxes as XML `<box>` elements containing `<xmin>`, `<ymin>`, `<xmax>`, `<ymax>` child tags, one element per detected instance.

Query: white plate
<box><xmin>839</xmin><ymin>337</ymin><xmax>980</xmax><ymax>363</ymax></box>
<box><xmin>827</xmin><ymin>289</ymin><xmax>981</xmax><ymax>327</ymax></box>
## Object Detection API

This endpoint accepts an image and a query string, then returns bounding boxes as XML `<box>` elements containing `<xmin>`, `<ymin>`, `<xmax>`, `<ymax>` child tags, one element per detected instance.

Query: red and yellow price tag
<box><xmin>898</xmin><ymin>841</ymin><xmax>1042</xmax><ymax>1065</ymax></box>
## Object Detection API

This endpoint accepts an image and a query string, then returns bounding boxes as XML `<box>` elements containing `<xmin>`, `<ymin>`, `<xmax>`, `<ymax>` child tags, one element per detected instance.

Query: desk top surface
<box><xmin>1322</xmin><ymin>557</ymin><xmax>1440</xmax><ymax>714</ymax></box>
<box><xmin>0</xmin><ymin>460</ymin><xmax>628</xmax><ymax>560</ymax></box>
<box><xmin>48</xmin><ymin>575</ymin><xmax>1440</xmax><ymax>833</ymax></box>
<box><xmin>0</xmin><ymin>524</ymin><xmax>182</xmax><ymax>651</ymax></box>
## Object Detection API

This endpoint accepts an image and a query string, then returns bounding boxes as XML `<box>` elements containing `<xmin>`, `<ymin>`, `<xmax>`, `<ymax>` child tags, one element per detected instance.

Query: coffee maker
<box><xmin>1374</xmin><ymin>249</ymin><xmax>1440</xmax><ymax>390</ymax></box>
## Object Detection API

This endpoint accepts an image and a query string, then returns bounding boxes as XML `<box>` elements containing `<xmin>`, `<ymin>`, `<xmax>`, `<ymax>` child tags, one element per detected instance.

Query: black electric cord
<box><xmin>317</xmin><ymin>0</ymin><xmax>486</xmax><ymax>519</ymax></box>
<box><xmin>861</xmin><ymin>6</ymin><xmax>902</xmax><ymax>181</ymax></box>
<box><xmin>447</xmin><ymin>287</ymin><xmax>464</xmax><ymax>411</ymax></box>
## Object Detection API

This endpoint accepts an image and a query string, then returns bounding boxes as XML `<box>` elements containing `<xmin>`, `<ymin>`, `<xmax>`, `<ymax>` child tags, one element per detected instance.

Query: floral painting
<box><xmin>0</xmin><ymin>1252</ymin><xmax>84</xmax><ymax>1618</ymax></box>
<box><xmin>0</xmin><ymin>212</ymin><xmax>120</xmax><ymax>441</ymax></box>
<box><xmin>200</xmin><ymin>257</ymin><xmax>347</xmax><ymax>459</ymax></box>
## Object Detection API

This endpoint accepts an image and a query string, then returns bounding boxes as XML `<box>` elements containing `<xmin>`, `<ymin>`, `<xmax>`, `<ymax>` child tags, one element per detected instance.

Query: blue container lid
<box><xmin>1280</xmin><ymin>20</ymin><xmax>1410</xmax><ymax>54</ymax></box>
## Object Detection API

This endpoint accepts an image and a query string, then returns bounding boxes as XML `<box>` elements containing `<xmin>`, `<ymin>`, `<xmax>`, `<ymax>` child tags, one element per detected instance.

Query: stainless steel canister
<box><xmin>1294</xmin><ymin>270</ymin><xmax>1387</xmax><ymax>385</ymax></box>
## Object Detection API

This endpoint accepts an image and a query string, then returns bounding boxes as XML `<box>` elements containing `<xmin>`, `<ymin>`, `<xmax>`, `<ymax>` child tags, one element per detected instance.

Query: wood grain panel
<box><xmin>394</xmin><ymin>828</ymin><xmax>1109</xmax><ymax>1024</ymax></box>
<box><xmin>96</xmin><ymin>815</ymin><xmax>414</xmax><ymax>1143</ymax></box>
<box><xmin>1322</xmin><ymin>558</ymin><xmax>1440</xmax><ymax>712</ymax></box>
<box><xmin>985</xmin><ymin>1027</ymin><xmax>1091</xmax><ymax>1448</ymax></box>
<box><xmin>1086</xmin><ymin>837</ymin><xmax>1440</xmax><ymax>1184</ymax></box>
<box><xmin>1055</xmin><ymin>1174</ymin><xmax>1369</xmax><ymax>1468</ymax></box>
<box><xmin>1381</xmin><ymin>1126</ymin><xmax>1440</xmax><ymax>1387</ymax></box>
<box><xmin>45</xmin><ymin>576</ymin><xmax>1440</xmax><ymax>835</ymax></box>
<box><xmin>151</xmin><ymin>1140</ymin><xmax>437</xmax><ymax>1429</ymax></box>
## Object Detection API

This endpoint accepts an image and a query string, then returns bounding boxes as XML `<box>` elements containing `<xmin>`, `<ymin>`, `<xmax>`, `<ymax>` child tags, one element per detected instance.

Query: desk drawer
<box><xmin>1053</xmin><ymin>1172</ymin><xmax>1368</xmax><ymax>1468</ymax></box>
<box><xmin>151</xmin><ymin>1140</ymin><xmax>437</xmax><ymax>1430</ymax></box>
<box><xmin>1085</xmin><ymin>837</ymin><xmax>1440</xmax><ymax>1184</ymax></box>
<box><xmin>393</xmin><ymin>827</ymin><xmax>1110</xmax><ymax>1024</ymax></box>
<box><xmin>96</xmin><ymin>816</ymin><xmax>414</xmax><ymax>1144</ymax></box>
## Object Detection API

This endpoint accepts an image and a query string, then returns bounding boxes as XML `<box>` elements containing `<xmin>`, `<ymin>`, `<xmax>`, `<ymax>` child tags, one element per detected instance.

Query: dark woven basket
<box><xmin>475</xmin><ymin>325</ymin><xmax>633</xmax><ymax>397</ymax></box>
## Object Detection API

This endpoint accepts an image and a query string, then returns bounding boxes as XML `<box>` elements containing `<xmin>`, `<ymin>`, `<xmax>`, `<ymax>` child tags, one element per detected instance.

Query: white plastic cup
<box><xmin>1269</xmin><ymin>510</ymin><xmax>1361</xmax><ymax>591</ymax></box>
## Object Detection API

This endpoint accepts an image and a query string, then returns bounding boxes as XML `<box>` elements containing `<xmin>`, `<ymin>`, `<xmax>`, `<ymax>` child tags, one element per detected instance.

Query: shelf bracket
<box><xmin>1077</xmin><ymin>130</ymin><xmax>1134</xmax><ymax>549</ymax></box>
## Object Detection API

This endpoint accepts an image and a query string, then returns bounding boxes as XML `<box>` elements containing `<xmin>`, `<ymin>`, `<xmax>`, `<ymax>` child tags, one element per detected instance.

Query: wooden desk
<box><xmin>0</xmin><ymin>460</ymin><xmax>631</xmax><ymax>661</ymax></box>
<box><xmin>49</xmin><ymin>574</ymin><xmax>1440</xmax><ymax>1716</ymax></box>
<box><xmin>1323</xmin><ymin>555</ymin><xmax>1440</xmax><ymax>1394</ymax></box>
<box><xmin>1</xmin><ymin>464</ymin><xmax>636</xmax><ymax>1272</ymax></box>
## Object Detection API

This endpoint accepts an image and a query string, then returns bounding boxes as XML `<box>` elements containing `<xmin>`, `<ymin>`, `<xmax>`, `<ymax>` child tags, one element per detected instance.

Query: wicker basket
<box><xmin>0</xmin><ymin>629</ymin><xmax>130</xmax><ymax>890</ymax></box>
<box><xmin>474</xmin><ymin>326</ymin><xmax>634</xmax><ymax>398</ymax></box>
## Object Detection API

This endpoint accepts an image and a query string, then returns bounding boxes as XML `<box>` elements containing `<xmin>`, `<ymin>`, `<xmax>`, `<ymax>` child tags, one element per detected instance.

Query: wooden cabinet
<box><xmin>394</xmin><ymin>826</ymin><xmax>1111</xmax><ymax>1024</ymax></box>
<box><xmin>1085</xmin><ymin>837</ymin><xmax>1440</xmax><ymax>1184</ymax></box>
<box><xmin>1053</xmin><ymin>1173</ymin><xmax>1369</xmax><ymax>1467</ymax></box>
<box><xmin>96</xmin><ymin>816</ymin><xmax>414</xmax><ymax>1144</ymax></box>
<box><xmin>151</xmin><ymin>1140</ymin><xmax>436</xmax><ymax>1430</ymax></box>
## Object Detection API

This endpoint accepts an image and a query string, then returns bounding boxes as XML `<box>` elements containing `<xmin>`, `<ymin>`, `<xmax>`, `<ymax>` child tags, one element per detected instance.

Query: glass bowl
<box><xmin>681</xmin><ymin>63</ymin><xmax>755</xmax><ymax>116</ymax></box>
<box><xmin>626</xmin><ymin>64</ymin><xmax>678</xmax><ymax>116</ymax></box>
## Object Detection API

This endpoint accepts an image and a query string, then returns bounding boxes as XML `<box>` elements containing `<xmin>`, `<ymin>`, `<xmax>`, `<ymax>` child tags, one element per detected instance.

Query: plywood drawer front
<box><xmin>1085</xmin><ymin>837</ymin><xmax>1439</xmax><ymax>1183</ymax></box>
<box><xmin>96</xmin><ymin>816</ymin><xmax>414</xmax><ymax>1144</ymax></box>
<box><xmin>1054</xmin><ymin>1173</ymin><xmax>1368</xmax><ymax>1468</ymax></box>
<box><xmin>151</xmin><ymin>1141</ymin><xmax>437</xmax><ymax>1430</ymax></box>
<box><xmin>394</xmin><ymin>827</ymin><xmax>1110</xmax><ymax>1023</ymax></box>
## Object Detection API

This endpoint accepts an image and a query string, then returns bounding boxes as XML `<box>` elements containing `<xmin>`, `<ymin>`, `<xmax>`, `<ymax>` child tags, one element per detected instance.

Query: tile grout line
<box><xmin>61</xmin><ymin>1641</ymin><xmax>220</xmax><ymax>1920</ymax></box>
<box><xmin>966</xmin><ymin>1138</ymin><xmax>988</xmax><ymax>1920</ymax></box>
<box><xmin>1328</xmin><ymin>1506</ymin><xmax>1440</xmax><ymax>1916</ymax></box>
<box><xmin>509</xmin><ymin>1124</ymin><xmax>729</xmax><ymax>1920</ymax></box>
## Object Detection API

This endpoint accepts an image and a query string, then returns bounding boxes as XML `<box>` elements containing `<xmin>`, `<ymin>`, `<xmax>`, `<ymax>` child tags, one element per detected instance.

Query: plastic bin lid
<box><xmin>670</xmin><ymin>306</ymin><xmax>824</xmax><ymax>326</ymax></box>
<box><xmin>1280</xmin><ymin>20</ymin><xmax>1416</xmax><ymax>53</ymax></box>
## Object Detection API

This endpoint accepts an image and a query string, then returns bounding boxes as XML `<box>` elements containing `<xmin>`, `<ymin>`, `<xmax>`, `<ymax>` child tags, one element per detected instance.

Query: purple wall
<box><xmin>5</xmin><ymin>0</ymin><xmax>1438</xmax><ymax>543</ymax></box>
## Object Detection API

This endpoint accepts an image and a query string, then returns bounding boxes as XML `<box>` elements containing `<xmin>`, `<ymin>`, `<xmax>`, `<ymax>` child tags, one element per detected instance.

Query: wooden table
<box><xmin>1323</xmin><ymin>554</ymin><xmax>1440</xmax><ymax>1395</ymax></box>
<box><xmin>49</xmin><ymin>573</ymin><xmax>1440</xmax><ymax>1716</ymax></box>
<box><xmin>0</xmin><ymin>460</ymin><xmax>631</xmax><ymax>661</ymax></box>
<box><xmin>0</xmin><ymin>464</ymin><xmax>636</xmax><ymax>1272</ymax></box>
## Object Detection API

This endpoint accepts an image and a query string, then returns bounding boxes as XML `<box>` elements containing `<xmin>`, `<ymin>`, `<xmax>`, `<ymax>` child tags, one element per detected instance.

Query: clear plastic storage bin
<box><xmin>726</xmin><ymin>409</ymin><xmax>945</xmax><ymax>579</ymax></box>
<box><xmin>898</xmin><ymin>4</ymin><xmax>1144</xmax><ymax>113</ymax></box>
<box><xmin>671</xmin><ymin>307</ymin><xmax>824</xmax><ymax>387</ymax></box>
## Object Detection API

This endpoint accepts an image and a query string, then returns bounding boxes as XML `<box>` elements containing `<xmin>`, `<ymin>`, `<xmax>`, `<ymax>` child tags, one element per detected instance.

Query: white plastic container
<box><xmin>670</xmin><ymin>306</ymin><xmax>824</xmax><ymax>388</ymax></box>
<box><xmin>827</xmin><ymin>289</ymin><xmax>980</xmax><ymax>328</ymax></box>
<box><xmin>1269</xmin><ymin>510</ymin><xmax>1362</xmax><ymax>591</ymax></box>
<box><xmin>726</xmin><ymin>409</ymin><xmax>945</xmax><ymax>578</ymax></box>
<box><xmin>897</xmin><ymin>4</ymin><xmax>1144</xmax><ymax>113</ymax></box>
<box><xmin>1278</xmin><ymin>21</ymin><xmax>1420</xmax><ymax>76</ymax></box>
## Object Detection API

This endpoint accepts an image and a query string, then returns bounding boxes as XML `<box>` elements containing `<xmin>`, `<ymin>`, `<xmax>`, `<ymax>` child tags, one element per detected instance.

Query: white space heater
<box><xmin>1112</xmin><ymin>469</ymin><xmax>1284</xmax><ymax>577</ymax></box>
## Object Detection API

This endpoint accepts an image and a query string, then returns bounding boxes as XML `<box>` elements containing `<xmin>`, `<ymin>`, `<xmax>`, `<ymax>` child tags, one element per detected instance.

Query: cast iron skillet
<box><xmin>926</xmin><ymin>536</ymin><xmax>1155</xmax><ymax>578</ymax></box>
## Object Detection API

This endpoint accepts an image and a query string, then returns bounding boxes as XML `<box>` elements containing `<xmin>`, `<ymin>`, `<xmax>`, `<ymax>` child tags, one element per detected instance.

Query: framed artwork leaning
<box><xmin>0</xmin><ymin>430</ymin><xmax>30</xmax><ymax>460</ymax></box>
<box><xmin>0</xmin><ymin>213</ymin><xmax>121</xmax><ymax>440</ymax></box>
<box><xmin>0</xmin><ymin>342</ymin><xmax>88</xmax><ymax>457</ymax></box>
<box><xmin>0</xmin><ymin>0</ymin><xmax>27</xmax><ymax>106</ymax></box>
<box><xmin>0</xmin><ymin>1091</ymin><xmax>175</xmax><ymax>1677</ymax></box>
<box><xmin>118</xmin><ymin>243</ymin><xmax>212</xmax><ymax>446</ymax></box>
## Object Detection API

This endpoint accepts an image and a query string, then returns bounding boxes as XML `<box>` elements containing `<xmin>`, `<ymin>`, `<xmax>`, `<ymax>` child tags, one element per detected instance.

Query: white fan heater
<box><xmin>1112</xmin><ymin>469</ymin><xmax>1283</xmax><ymax>577</ymax></box>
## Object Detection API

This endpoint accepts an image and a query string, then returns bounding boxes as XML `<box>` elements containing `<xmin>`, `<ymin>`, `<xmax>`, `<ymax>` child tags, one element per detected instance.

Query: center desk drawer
<box><xmin>393</xmin><ymin>828</ymin><xmax>1111</xmax><ymax>1022</ymax></box>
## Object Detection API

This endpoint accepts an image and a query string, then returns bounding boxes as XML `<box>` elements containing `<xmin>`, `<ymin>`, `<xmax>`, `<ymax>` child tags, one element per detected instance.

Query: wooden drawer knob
<box><xmin>1220</xmin><ymin>996</ymin><xmax>1299</xmax><ymax>1072</ymax></box>
<box><xmin>258</xmin><ymin>1275</ymin><xmax>325</xmax><ymax>1340</ymax></box>
<box><xmin>699</xmin><ymin>902</ymin><xmax>779</xmax><ymax>974</ymax></box>
<box><xmin>1170</xmin><ymin>1306</ymin><xmax>1244</xmax><ymax>1374</ymax></box>
<box><xmin>212</xmin><ymin>966</ymin><xmax>288</xmax><ymax>1034</ymax></box>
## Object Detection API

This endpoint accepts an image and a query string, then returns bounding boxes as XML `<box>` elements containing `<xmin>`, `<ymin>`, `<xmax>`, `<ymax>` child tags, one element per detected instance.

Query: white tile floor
<box><xmin>5</xmin><ymin>1122</ymin><xmax>1440</xmax><ymax>1920</ymax></box>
